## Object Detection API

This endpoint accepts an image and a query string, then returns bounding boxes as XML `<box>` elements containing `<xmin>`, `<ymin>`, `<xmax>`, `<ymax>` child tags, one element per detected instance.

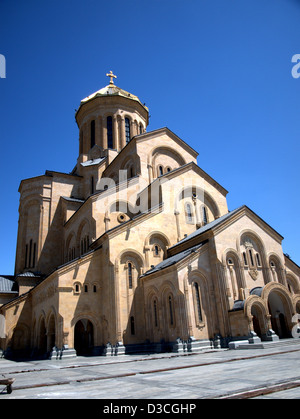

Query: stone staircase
<box><xmin>229</xmin><ymin>337</ymin><xmax>300</xmax><ymax>350</ymax></box>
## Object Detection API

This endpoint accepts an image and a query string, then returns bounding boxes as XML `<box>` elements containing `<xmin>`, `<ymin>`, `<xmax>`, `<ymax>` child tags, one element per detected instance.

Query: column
<box><xmin>120</xmin><ymin>117</ymin><xmax>126</xmax><ymax>149</ymax></box>
<box><xmin>102</xmin><ymin>119</ymin><xmax>107</xmax><ymax>149</ymax></box>
<box><xmin>174</xmin><ymin>210</ymin><xmax>181</xmax><ymax>242</ymax></box>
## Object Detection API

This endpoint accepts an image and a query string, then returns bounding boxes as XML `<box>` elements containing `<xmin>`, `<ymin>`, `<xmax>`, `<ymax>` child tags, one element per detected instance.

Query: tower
<box><xmin>75</xmin><ymin>71</ymin><xmax>149</xmax><ymax>164</ymax></box>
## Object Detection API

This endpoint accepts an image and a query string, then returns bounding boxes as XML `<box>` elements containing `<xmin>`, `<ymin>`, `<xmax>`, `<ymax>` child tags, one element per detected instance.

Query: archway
<box><xmin>268</xmin><ymin>291</ymin><xmax>292</xmax><ymax>339</ymax></box>
<box><xmin>47</xmin><ymin>314</ymin><xmax>56</xmax><ymax>351</ymax></box>
<box><xmin>38</xmin><ymin>318</ymin><xmax>47</xmax><ymax>355</ymax></box>
<box><xmin>74</xmin><ymin>319</ymin><xmax>94</xmax><ymax>355</ymax></box>
<box><xmin>251</xmin><ymin>304</ymin><xmax>265</xmax><ymax>338</ymax></box>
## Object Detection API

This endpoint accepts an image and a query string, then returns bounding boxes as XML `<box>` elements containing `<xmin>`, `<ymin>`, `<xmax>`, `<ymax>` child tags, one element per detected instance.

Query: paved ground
<box><xmin>1</xmin><ymin>340</ymin><xmax>300</xmax><ymax>400</ymax></box>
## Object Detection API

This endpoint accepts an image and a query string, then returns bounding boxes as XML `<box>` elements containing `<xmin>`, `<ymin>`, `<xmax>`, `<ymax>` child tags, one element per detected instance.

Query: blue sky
<box><xmin>0</xmin><ymin>0</ymin><xmax>299</xmax><ymax>274</ymax></box>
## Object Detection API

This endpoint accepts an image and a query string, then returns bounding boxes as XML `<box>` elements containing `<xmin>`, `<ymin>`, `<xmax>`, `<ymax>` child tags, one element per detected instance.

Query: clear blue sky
<box><xmin>0</xmin><ymin>0</ymin><xmax>299</xmax><ymax>274</ymax></box>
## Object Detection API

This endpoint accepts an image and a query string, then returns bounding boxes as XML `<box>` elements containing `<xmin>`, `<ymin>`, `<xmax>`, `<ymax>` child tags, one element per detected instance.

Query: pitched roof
<box><xmin>0</xmin><ymin>276</ymin><xmax>18</xmax><ymax>293</ymax></box>
<box><xmin>141</xmin><ymin>241</ymin><xmax>207</xmax><ymax>278</ymax></box>
<box><xmin>170</xmin><ymin>206</ymin><xmax>244</xmax><ymax>250</ymax></box>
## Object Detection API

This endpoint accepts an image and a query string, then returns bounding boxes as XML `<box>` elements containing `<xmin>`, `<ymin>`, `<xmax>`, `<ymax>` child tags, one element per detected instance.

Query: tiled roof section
<box><xmin>61</xmin><ymin>196</ymin><xmax>85</xmax><ymax>203</ymax></box>
<box><xmin>80</xmin><ymin>157</ymin><xmax>105</xmax><ymax>167</ymax></box>
<box><xmin>142</xmin><ymin>241</ymin><xmax>207</xmax><ymax>278</ymax></box>
<box><xmin>0</xmin><ymin>276</ymin><xmax>18</xmax><ymax>293</ymax></box>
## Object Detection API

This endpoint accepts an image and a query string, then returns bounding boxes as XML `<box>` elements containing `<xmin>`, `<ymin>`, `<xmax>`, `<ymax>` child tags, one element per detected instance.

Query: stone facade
<box><xmin>1</xmin><ymin>75</ymin><xmax>300</xmax><ymax>358</ymax></box>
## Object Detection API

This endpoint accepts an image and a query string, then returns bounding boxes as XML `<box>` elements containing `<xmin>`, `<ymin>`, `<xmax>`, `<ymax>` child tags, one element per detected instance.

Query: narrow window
<box><xmin>128</xmin><ymin>262</ymin><xmax>133</xmax><ymax>289</ymax></box>
<box><xmin>249</xmin><ymin>249</ymin><xmax>254</xmax><ymax>266</ymax></box>
<box><xmin>29</xmin><ymin>239</ymin><xmax>32</xmax><ymax>268</ymax></box>
<box><xmin>202</xmin><ymin>206</ymin><xmax>208</xmax><ymax>225</ymax></box>
<box><xmin>256</xmin><ymin>253</ymin><xmax>261</xmax><ymax>267</ymax></box>
<box><xmin>93</xmin><ymin>285</ymin><xmax>97</xmax><ymax>293</ymax></box>
<box><xmin>154</xmin><ymin>300</ymin><xmax>158</xmax><ymax>327</ymax></box>
<box><xmin>84</xmin><ymin>285</ymin><xmax>88</xmax><ymax>293</ymax></box>
<box><xmin>154</xmin><ymin>245</ymin><xmax>159</xmax><ymax>256</ymax></box>
<box><xmin>107</xmin><ymin>116</ymin><xmax>113</xmax><ymax>149</ymax></box>
<box><xmin>90</xmin><ymin>120</ymin><xmax>95</xmax><ymax>148</ymax></box>
<box><xmin>194</xmin><ymin>282</ymin><xmax>203</xmax><ymax>323</ymax></box>
<box><xmin>186</xmin><ymin>203</ymin><xmax>193</xmax><ymax>222</ymax></box>
<box><xmin>169</xmin><ymin>296</ymin><xmax>174</xmax><ymax>326</ymax></box>
<box><xmin>32</xmin><ymin>242</ymin><xmax>36</xmax><ymax>268</ymax></box>
<box><xmin>130</xmin><ymin>316</ymin><xmax>135</xmax><ymax>335</ymax></box>
<box><xmin>91</xmin><ymin>176</ymin><xmax>94</xmax><ymax>194</ymax></box>
<box><xmin>158</xmin><ymin>165</ymin><xmax>163</xmax><ymax>177</ymax></box>
<box><xmin>75</xmin><ymin>284</ymin><xmax>80</xmax><ymax>293</ymax></box>
<box><xmin>243</xmin><ymin>252</ymin><xmax>248</xmax><ymax>266</ymax></box>
<box><xmin>139</xmin><ymin>124</ymin><xmax>143</xmax><ymax>134</ymax></box>
<box><xmin>125</xmin><ymin>118</ymin><xmax>131</xmax><ymax>144</ymax></box>
<box><xmin>25</xmin><ymin>244</ymin><xmax>28</xmax><ymax>268</ymax></box>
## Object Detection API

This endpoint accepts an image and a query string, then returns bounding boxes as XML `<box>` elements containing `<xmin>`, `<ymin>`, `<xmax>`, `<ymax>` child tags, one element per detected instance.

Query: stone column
<box><xmin>174</xmin><ymin>210</ymin><xmax>181</xmax><ymax>242</ymax></box>
<box><xmin>102</xmin><ymin>119</ymin><xmax>107</xmax><ymax>149</ymax></box>
<box><xmin>120</xmin><ymin>117</ymin><xmax>126</xmax><ymax>149</ymax></box>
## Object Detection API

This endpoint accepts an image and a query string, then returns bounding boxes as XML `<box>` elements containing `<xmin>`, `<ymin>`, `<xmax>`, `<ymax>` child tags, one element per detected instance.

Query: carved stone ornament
<box><xmin>249</xmin><ymin>269</ymin><xmax>259</xmax><ymax>281</ymax></box>
<box><xmin>243</xmin><ymin>237</ymin><xmax>254</xmax><ymax>249</ymax></box>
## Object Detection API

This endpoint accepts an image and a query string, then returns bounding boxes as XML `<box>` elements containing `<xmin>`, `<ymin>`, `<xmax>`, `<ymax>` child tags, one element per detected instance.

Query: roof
<box><xmin>80</xmin><ymin>157</ymin><xmax>106</xmax><ymax>167</ymax></box>
<box><xmin>76</xmin><ymin>84</ymin><xmax>148</xmax><ymax>116</ymax></box>
<box><xmin>0</xmin><ymin>276</ymin><xmax>18</xmax><ymax>293</ymax></box>
<box><xmin>141</xmin><ymin>241</ymin><xmax>207</xmax><ymax>278</ymax></box>
<box><xmin>170</xmin><ymin>206</ymin><xmax>244</xmax><ymax>250</ymax></box>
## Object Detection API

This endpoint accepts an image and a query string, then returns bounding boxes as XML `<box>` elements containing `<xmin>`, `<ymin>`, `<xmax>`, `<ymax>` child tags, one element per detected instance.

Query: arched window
<box><xmin>125</xmin><ymin>118</ymin><xmax>131</xmax><ymax>144</ymax></box>
<box><xmin>128</xmin><ymin>262</ymin><xmax>133</xmax><ymax>289</ymax></box>
<box><xmin>256</xmin><ymin>253</ymin><xmax>261</xmax><ymax>267</ymax></box>
<box><xmin>91</xmin><ymin>176</ymin><xmax>94</xmax><ymax>194</ymax></box>
<box><xmin>249</xmin><ymin>249</ymin><xmax>255</xmax><ymax>266</ymax></box>
<box><xmin>80</xmin><ymin>235</ymin><xmax>89</xmax><ymax>255</ymax></box>
<box><xmin>154</xmin><ymin>245</ymin><xmax>160</xmax><ymax>256</ymax></box>
<box><xmin>90</xmin><ymin>120</ymin><xmax>95</xmax><ymax>148</ymax></box>
<box><xmin>107</xmin><ymin>116</ymin><xmax>113</xmax><ymax>149</ymax></box>
<box><xmin>130</xmin><ymin>316</ymin><xmax>135</xmax><ymax>335</ymax></box>
<box><xmin>158</xmin><ymin>165</ymin><xmax>163</xmax><ymax>177</ymax></box>
<box><xmin>194</xmin><ymin>282</ymin><xmax>203</xmax><ymax>323</ymax></box>
<box><xmin>185</xmin><ymin>203</ymin><xmax>193</xmax><ymax>223</ymax></box>
<box><xmin>153</xmin><ymin>300</ymin><xmax>158</xmax><ymax>327</ymax></box>
<box><xmin>202</xmin><ymin>206</ymin><xmax>208</xmax><ymax>225</ymax></box>
<box><xmin>168</xmin><ymin>295</ymin><xmax>174</xmax><ymax>326</ymax></box>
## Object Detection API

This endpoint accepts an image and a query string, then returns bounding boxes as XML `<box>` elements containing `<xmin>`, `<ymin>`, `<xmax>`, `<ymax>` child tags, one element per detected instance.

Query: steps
<box><xmin>229</xmin><ymin>337</ymin><xmax>300</xmax><ymax>350</ymax></box>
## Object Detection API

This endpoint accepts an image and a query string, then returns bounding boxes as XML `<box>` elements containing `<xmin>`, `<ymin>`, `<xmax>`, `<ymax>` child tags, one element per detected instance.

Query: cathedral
<box><xmin>0</xmin><ymin>72</ymin><xmax>299</xmax><ymax>359</ymax></box>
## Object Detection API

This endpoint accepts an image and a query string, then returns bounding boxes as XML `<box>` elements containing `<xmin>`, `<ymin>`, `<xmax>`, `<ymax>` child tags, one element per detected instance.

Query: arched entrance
<box><xmin>251</xmin><ymin>305</ymin><xmax>263</xmax><ymax>338</ymax></box>
<box><xmin>47</xmin><ymin>315</ymin><xmax>56</xmax><ymax>351</ymax></box>
<box><xmin>74</xmin><ymin>319</ymin><xmax>94</xmax><ymax>355</ymax></box>
<box><xmin>38</xmin><ymin>318</ymin><xmax>47</xmax><ymax>355</ymax></box>
<box><xmin>268</xmin><ymin>291</ymin><xmax>292</xmax><ymax>339</ymax></box>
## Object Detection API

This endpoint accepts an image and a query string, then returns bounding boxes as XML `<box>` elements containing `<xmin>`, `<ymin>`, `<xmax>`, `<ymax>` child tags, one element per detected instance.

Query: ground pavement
<box><xmin>0</xmin><ymin>339</ymin><xmax>300</xmax><ymax>400</ymax></box>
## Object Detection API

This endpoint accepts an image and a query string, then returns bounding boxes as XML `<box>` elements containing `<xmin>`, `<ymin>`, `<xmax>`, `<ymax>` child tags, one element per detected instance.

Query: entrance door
<box><xmin>268</xmin><ymin>291</ymin><xmax>292</xmax><ymax>339</ymax></box>
<box><xmin>74</xmin><ymin>319</ymin><xmax>94</xmax><ymax>355</ymax></box>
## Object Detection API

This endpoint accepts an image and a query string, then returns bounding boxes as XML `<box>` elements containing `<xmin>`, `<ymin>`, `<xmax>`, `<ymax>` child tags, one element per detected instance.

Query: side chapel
<box><xmin>1</xmin><ymin>72</ymin><xmax>299</xmax><ymax>358</ymax></box>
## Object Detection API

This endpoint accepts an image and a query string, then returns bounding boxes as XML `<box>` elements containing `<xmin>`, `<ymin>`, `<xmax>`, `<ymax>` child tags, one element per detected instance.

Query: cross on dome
<box><xmin>106</xmin><ymin>70</ymin><xmax>117</xmax><ymax>85</ymax></box>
